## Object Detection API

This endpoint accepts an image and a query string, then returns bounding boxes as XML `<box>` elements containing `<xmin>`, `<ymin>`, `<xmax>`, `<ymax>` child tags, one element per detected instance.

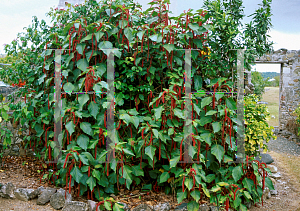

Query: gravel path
<box><xmin>265</xmin><ymin>135</ymin><xmax>300</xmax><ymax>156</ymax></box>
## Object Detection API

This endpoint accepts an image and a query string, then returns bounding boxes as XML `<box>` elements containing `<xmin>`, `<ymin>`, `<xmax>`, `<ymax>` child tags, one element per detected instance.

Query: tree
<box><xmin>251</xmin><ymin>71</ymin><xmax>266</xmax><ymax>99</ymax></box>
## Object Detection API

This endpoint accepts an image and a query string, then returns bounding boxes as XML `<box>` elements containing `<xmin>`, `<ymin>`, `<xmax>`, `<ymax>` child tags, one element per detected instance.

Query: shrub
<box><xmin>244</xmin><ymin>94</ymin><xmax>276</xmax><ymax>156</ymax></box>
<box><xmin>2</xmin><ymin>0</ymin><xmax>275</xmax><ymax>210</ymax></box>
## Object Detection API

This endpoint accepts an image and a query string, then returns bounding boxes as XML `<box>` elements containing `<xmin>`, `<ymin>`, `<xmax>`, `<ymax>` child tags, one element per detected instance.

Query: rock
<box><xmin>62</xmin><ymin>201</ymin><xmax>89</xmax><ymax>211</ymax></box>
<box><xmin>152</xmin><ymin>202</ymin><xmax>171</xmax><ymax>211</ymax></box>
<box><xmin>174</xmin><ymin>203</ymin><xmax>188</xmax><ymax>211</ymax></box>
<box><xmin>0</xmin><ymin>182</ymin><xmax>15</xmax><ymax>199</ymax></box>
<box><xmin>267</xmin><ymin>165</ymin><xmax>278</xmax><ymax>173</ymax></box>
<box><xmin>263</xmin><ymin>187</ymin><xmax>270</xmax><ymax>201</ymax></box>
<box><xmin>270</xmin><ymin>173</ymin><xmax>282</xmax><ymax>180</ymax></box>
<box><xmin>50</xmin><ymin>188</ymin><xmax>72</xmax><ymax>210</ymax></box>
<box><xmin>254</xmin><ymin>154</ymin><xmax>274</xmax><ymax>164</ymax></box>
<box><xmin>87</xmin><ymin>200</ymin><xmax>98</xmax><ymax>211</ymax></box>
<box><xmin>244</xmin><ymin>201</ymin><xmax>253</xmax><ymax>209</ymax></box>
<box><xmin>37</xmin><ymin>187</ymin><xmax>57</xmax><ymax>205</ymax></box>
<box><xmin>132</xmin><ymin>203</ymin><xmax>154</xmax><ymax>211</ymax></box>
<box><xmin>270</xmin><ymin>189</ymin><xmax>278</xmax><ymax>195</ymax></box>
<box><xmin>118</xmin><ymin>202</ymin><xmax>130</xmax><ymax>211</ymax></box>
<box><xmin>28</xmin><ymin>186</ymin><xmax>45</xmax><ymax>199</ymax></box>
<box><xmin>14</xmin><ymin>188</ymin><xmax>35</xmax><ymax>201</ymax></box>
<box><xmin>199</xmin><ymin>203</ymin><xmax>210</xmax><ymax>211</ymax></box>
<box><xmin>210</xmin><ymin>206</ymin><xmax>219</xmax><ymax>211</ymax></box>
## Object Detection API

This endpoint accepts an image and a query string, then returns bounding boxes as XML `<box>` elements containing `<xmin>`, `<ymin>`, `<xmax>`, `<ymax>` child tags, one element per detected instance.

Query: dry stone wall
<box><xmin>255</xmin><ymin>49</ymin><xmax>300</xmax><ymax>135</ymax></box>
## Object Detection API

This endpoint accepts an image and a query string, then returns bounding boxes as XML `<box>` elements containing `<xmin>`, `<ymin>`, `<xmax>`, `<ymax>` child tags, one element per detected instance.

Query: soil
<box><xmin>249</xmin><ymin>150</ymin><xmax>300</xmax><ymax>211</ymax></box>
<box><xmin>0</xmin><ymin>136</ymin><xmax>300</xmax><ymax>211</ymax></box>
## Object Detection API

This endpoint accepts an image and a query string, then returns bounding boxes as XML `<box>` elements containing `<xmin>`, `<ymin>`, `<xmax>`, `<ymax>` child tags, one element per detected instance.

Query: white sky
<box><xmin>1</xmin><ymin>0</ymin><xmax>300</xmax><ymax>54</ymax></box>
<box><xmin>251</xmin><ymin>64</ymin><xmax>281</xmax><ymax>73</ymax></box>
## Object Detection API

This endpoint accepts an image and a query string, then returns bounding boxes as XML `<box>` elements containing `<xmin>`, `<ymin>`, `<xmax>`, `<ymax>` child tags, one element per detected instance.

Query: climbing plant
<box><xmin>1</xmin><ymin>0</ymin><xmax>276</xmax><ymax>210</ymax></box>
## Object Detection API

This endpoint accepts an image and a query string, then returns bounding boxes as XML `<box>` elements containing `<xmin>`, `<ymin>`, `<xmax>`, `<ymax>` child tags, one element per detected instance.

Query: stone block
<box><xmin>50</xmin><ymin>188</ymin><xmax>72</xmax><ymax>210</ymax></box>
<box><xmin>37</xmin><ymin>187</ymin><xmax>57</xmax><ymax>205</ymax></box>
<box><xmin>62</xmin><ymin>201</ymin><xmax>89</xmax><ymax>211</ymax></box>
<box><xmin>14</xmin><ymin>188</ymin><xmax>35</xmax><ymax>201</ymax></box>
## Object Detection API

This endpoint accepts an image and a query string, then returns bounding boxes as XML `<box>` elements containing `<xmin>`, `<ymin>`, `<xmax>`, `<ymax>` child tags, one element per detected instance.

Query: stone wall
<box><xmin>255</xmin><ymin>49</ymin><xmax>300</xmax><ymax>134</ymax></box>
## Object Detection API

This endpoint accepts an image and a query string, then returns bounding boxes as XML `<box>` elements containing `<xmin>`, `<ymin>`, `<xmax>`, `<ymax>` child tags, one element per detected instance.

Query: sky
<box><xmin>1</xmin><ymin>0</ymin><xmax>300</xmax><ymax>56</ymax></box>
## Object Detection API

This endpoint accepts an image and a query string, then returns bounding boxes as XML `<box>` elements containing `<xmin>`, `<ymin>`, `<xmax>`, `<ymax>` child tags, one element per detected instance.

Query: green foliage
<box><xmin>251</xmin><ymin>71</ymin><xmax>267</xmax><ymax>100</ymax></box>
<box><xmin>293</xmin><ymin>105</ymin><xmax>300</xmax><ymax>136</ymax></box>
<box><xmin>244</xmin><ymin>94</ymin><xmax>276</xmax><ymax>156</ymax></box>
<box><xmin>1</xmin><ymin>0</ymin><xmax>275</xmax><ymax>210</ymax></box>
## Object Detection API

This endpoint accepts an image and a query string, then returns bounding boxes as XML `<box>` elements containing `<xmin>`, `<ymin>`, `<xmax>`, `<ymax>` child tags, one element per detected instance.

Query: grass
<box><xmin>261</xmin><ymin>87</ymin><xmax>279</xmax><ymax>127</ymax></box>
<box><xmin>268</xmin><ymin>151</ymin><xmax>300</xmax><ymax>190</ymax></box>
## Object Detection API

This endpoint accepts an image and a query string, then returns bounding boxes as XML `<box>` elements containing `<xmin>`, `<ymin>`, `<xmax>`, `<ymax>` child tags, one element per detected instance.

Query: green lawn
<box><xmin>261</xmin><ymin>87</ymin><xmax>279</xmax><ymax>127</ymax></box>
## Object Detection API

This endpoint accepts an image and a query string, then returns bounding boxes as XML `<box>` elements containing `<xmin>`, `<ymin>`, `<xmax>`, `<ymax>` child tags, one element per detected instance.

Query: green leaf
<box><xmin>131</xmin><ymin>116</ymin><xmax>140</xmax><ymax>129</ymax></box>
<box><xmin>34</xmin><ymin>124</ymin><xmax>44</xmax><ymax>137</ymax></box>
<box><xmin>137</xmin><ymin>31</ymin><xmax>145</xmax><ymax>40</ymax></box>
<box><xmin>86</xmin><ymin>176</ymin><xmax>96</xmax><ymax>191</ymax></box>
<box><xmin>113</xmin><ymin>203</ymin><xmax>124</xmax><ymax>211</ymax></box>
<box><xmin>206</xmin><ymin>110</ymin><xmax>217</xmax><ymax>116</ymax></box>
<box><xmin>265</xmin><ymin>177</ymin><xmax>275</xmax><ymax>190</ymax></box>
<box><xmin>63</xmin><ymin>82</ymin><xmax>75</xmax><ymax>95</ymax></box>
<box><xmin>95</xmin><ymin>31</ymin><xmax>104</xmax><ymax>42</ymax></box>
<box><xmin>118</xmin><ymin>20</ymin><xmax>128</xmax><ymax>29</ymax></box>
<box><xmin>203</xmin><ymin>186</ymin><xmax>210</xmax><ymax>198</ymax></box>
<box><xmin>242</xmin><ymin>178</ymin><xmax>254</xmax><ymax>192</ymax></box>
<box><xmin>122</xmin><ymin>148</ymin><xmax>135</xmax><ymax>156</ymax></box>
<box><xmin>160</xmin><ymin>172</ymin><xmax>170</xmax><ymax>183</ymax></box>
<box><xmin>104</xmin><ymin>201</ymin><xmax>112</xmax><ymax>210</ymax></box>
<box><xmin>211</xmin><ymin>144</ymin><xmax>224</xmax><ymax>163</ymax></box>
<box><xmin>139</xmin><ymin>94</ymin><xmax>144</xmax><ymax>101</ymax></box>
<box><xmin>194</xmin><ymin>75</ymin><xmax>202</xmax><ymax>90</ymax></box>
<box><xmin>78</xmin><ymin>94</ymin><xmax>90</xmax><ymax>109</ymax></box>
<box><xmin>201</xmin><ymin>97</ymin><xmax>212</xmax><ymax>108</ymax></box>
<box><xmin>187</xmin><ymin>201</ymin><xmax>199</xmax><ymax>211</ymax></box>
<box><xmin>212</xmin><ymin>122</ymin><xmax>221</xmax><ymax>133</ymax></box>
<box><xmin>66</xmin><ymin>121</ymin><xmax>75</xmax><ymax>136</ymax></box>
<box><xmin>215</xmin><ymin>93</ymin><xmax>224</xmax><ymax>101</ymax></box>
<box><xmin>80</xmin><ymin>34</ymin><xmax>93</xmax><ymax>42</ymax></box>
<box><xmin>98</xmin><ymin>41</ymin><xmax>114</xmax><ymax>55</ymax></box>
<box><xmin>79</xmin><ymin>154</ymin><xmax>89</xmax><ymax>165</ymax></box>
<box><xmin>122</xmin><ymin>165</ymin><xmax>132</xmax><ymax>180</ymax></box>
<box><xmin>184</xmin><ymin>178</ymin><xmax>194</xmax><ymax>191</ymax></box>
<box><xmin>38</xmin><ymin>74</ymin><xmax>47</xmax><ymax>85</ymax></box>
<box><xmin>199</xmin><ymin>117</ymin><xmax>212</xmax><ymax>126</ymax></box>
<box><xmin>224</xmin><ymin>155</ymin><xmax>233</xmax><ymax>163</ymax></box>
<box><xmin>124</xmin><ymin>27</ymin><xmax>134</xmax><ymax>42</ymax></box>
<box><xmin>243</xmin><ymin>191</ymin><xmax>252</xmax><ymax>200</ymax></box>
<box><xmin>226</xmin><ymin>97</ymin><xmax>237</xmax><ymax>110</ymax></box>
<box><xmin>70</xmin><ymin>166</ymin><xmax>83</xmax><ymax>184</ymax></box>
<box><xmin>232</xmin><ymin>166</ymin><xmax>243</xmax><ymax>182</ymax></box>
<box><xmin>177</xmin><ymin>191</ymin><xmax>187</xmax><ymax>204</ymax></box>
<box><xmin>168</xmin><ymin>127</ymin><xmax>174</xmax><ymax>136</ymax></box>
<box><xmin>191</xmin><ymin>190</ymin><xmax>201</xmax><ymax>202</ymax></box>
<box><xmin>142</xmin><ymin>184</ymin><xmax>152</xmax><ymax>190</ymax></box>
<box><xmin>80</xmin><ymin>122</ymin><xmax>93</xmax><ymax>136</ymax></box>
<box><xmin>211</xmin><ymin>185</ymin><xmax>221</xmax><ymax>192</ymax></box>
<box><xmin>174</xmin><ymin>108</ymin><xmax>184</xmax><ymax>119</ymax></box>
<box><xmin>145</xmin><ymin>145</ymin><xmax>156</xmax><ymax>160</ymax></box>
<box><xmin>77</xmin><ymin>134</ymin><xmax>89</xmax><ymax>151</ymax></box>
<box><xmin>92</xmin><ymin>169</ymin><xmax>101</xmax><ymax>181</ymax></box>
<box><xmin>206</xmin><ymin>174</ymin><xmax>215</xmax><ymax>183</ymax></box>
<box><xmin>153</xmin><ymin>129</ymin><xmax>159</xmax><ymax>139</ymax></box>
<box><xmin>170</xmin><ymin>155</ymin><xmax>180</xmax><ymax>168</ymax></box>
<box><xmin>163</xmin><ymin>44</ymin><xmax>175</xmax><ymax>53</ymax></box>
<box><xmin>153</xmin><ymin>106</ymin><xmax>164</xmax><ymax>120</ymax></box>
<box><xmin>76</xmin><ymin>43</ymin><xmax>86</xmax><ymax>54</ymax></box>
<box><xmin>77</xmin><ymin>58</ymin><xmax>88</xmax><ymax>72</ymax></box>
<box><xmin>200</xmin><ymin>133</ymin><xmax>212</xmax><ymax>146</ymax></box>
<box><xmin>88</xmin><ymin>101</ymin><xmax>100</xmax><ymax>119</ymax></box>
<box><xmin>131</xmin><ymin>165</ymin><xmax>144</xmax><ymax>177</ymax></box>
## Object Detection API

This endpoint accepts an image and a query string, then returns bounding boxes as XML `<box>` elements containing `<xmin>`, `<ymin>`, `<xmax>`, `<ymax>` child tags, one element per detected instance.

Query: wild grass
<box><xmin>261</xmin><ymin>87</ymin><xmax>279</xmax><ymax>127</ymax></box>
